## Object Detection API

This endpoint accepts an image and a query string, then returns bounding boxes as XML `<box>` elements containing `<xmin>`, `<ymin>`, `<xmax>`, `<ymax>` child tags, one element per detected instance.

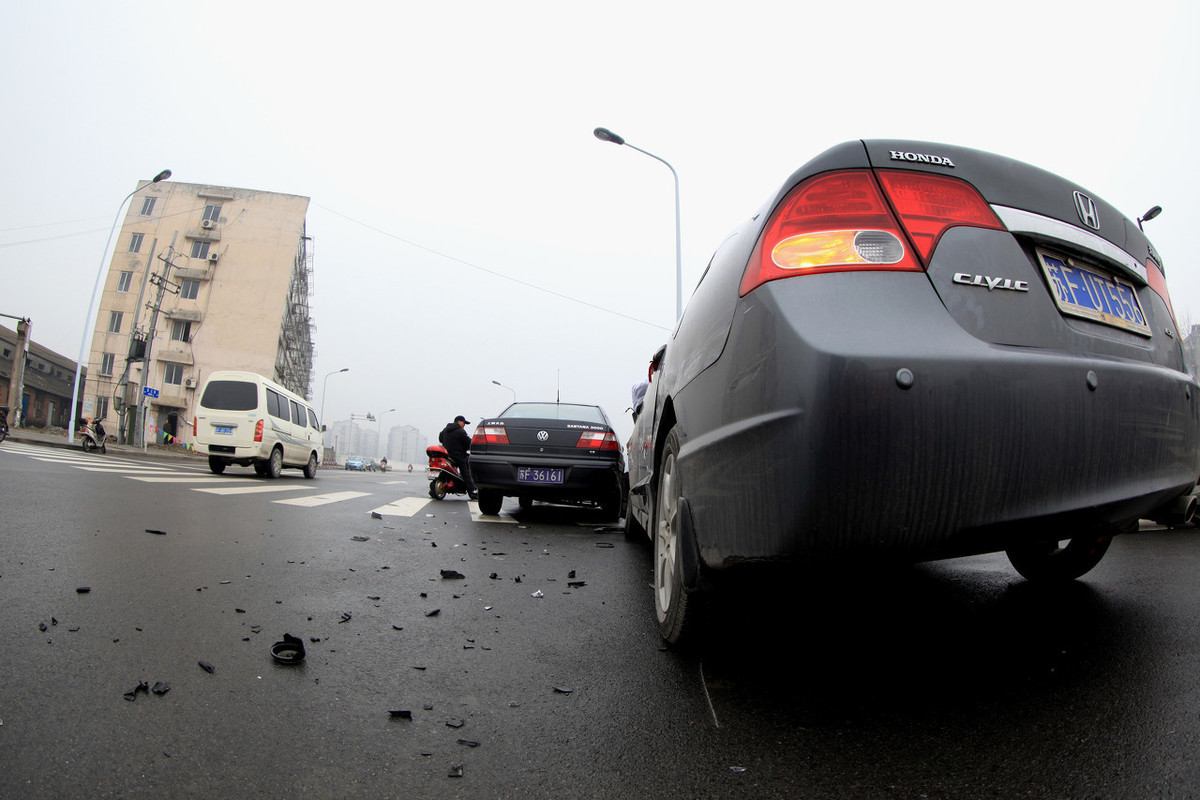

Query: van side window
<box><xmin>266</xmin><ymin>389</ymin><xmax>286</xmax><ymax>421</ymax></box>
<box><xmin>307</xmin><ymin>409</ymin><xmax>320</xmax><ymax>431</ymax></box>
<box><xmin>290</xmin><ymin>400</ymin><xmax>304</xmax><ymax>426</ymax></box>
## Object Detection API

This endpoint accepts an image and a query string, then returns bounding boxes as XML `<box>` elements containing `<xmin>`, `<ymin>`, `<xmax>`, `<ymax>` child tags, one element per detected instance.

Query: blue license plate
<box><xmin>1038</xmin><ymin>249</ymin><xmax>1151</xmax><ymax>336</ymax></box>
<box><xmin>518</xmin><ymin>467</ymin><xmax>564</xmax><ymax>484</ymax></box>
<box><xmin>215</xmin><ymin>426</ymin><xmax>233</xmax><ymax>435</ymax></box>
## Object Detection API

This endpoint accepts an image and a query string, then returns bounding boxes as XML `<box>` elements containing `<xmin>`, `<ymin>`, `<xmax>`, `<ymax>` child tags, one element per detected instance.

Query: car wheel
<box><xmin>519</xmin><ymin>495</ymin><xmax>533</xmax><ymax>511</ymax></box>
<box><xmin>266</xmin><ymin>447</ymin><xmax>283</xmax><ymax>479</ymax></box>
<box><xmin>654</xmin><ymin>426</ymin><xmax>700</xmax><ymax>644</ymax></box>
<box><xmin>303</xmin><ymin>453</ymin><xmax>318</xmax><ymax>479</ymax></box>
<box><xmin>1006</xmin><ymin>529</ymin><xmax>1116</xmax><ymax>582</ymax></box>
<box><xmin>208</xmin><ymin>456</ymin><xmax>227</xmax><ymax>475</ymax></box>
<box><xmin>477</xmin><ymin>489</ymin><xmax>503</xmax><ymax>516</ymax></box>
<box><xmin>431</xmin><ymin>477</ymin><xmax>447</xmax><ymax>500</ymax></box>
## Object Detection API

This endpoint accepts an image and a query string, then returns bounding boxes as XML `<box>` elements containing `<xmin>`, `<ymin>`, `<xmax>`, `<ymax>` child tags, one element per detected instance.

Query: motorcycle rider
<box><xmin>439</xmin><ymin>414</ymin><xmax>477</xmax><ymax>500</ymax></box>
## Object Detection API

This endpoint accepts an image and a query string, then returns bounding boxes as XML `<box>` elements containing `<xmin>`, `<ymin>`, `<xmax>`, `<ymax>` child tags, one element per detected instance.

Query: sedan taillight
<box><xmin>254</xmin><ymin>419</ymin><xmax>264</xmax><ymax>443</ymax></box>
<box><xmin>740</xmin><ymin>169</ymin><xmax>1003</xmax><ymax>295</ymax></box>
<box><xmin>576</xmin><ymin>431</ymin><xmax>619</xmax><ymax>450</ymax></box>
<box><xmin>472</xmin><ymin>426</ymin><xmax>510</xmax><ymax>445</ymax></box>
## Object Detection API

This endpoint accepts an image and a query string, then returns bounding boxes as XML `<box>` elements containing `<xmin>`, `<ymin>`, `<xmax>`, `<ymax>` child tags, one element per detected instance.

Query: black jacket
<box><xmin>439</xmin><ymin>422</ymin><xmax>471</xmax><ymax>461</ymax></box>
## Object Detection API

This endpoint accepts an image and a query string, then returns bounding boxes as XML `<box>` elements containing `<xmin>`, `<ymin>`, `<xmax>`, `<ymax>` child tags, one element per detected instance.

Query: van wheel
<box><xmin>266</xmin><ymin>447</ymin><xmax>283</xmax><ymax>479</ymax></box>
<box><xmin>208</xmin><ymin>456</ymin><xmax>227</xmax><ymax>475</ymax></box>
<box><xmin>303</xmin><ymin>452</ymin><xmax>318</xmax><ymax>479</ymax></box>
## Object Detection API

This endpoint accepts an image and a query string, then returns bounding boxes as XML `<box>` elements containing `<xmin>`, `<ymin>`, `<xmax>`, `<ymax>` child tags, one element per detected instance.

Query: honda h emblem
<box><xmin>1074</xmin><ymin>191</ymin><xmax>1100</xmax><ymax>230</ymax></box>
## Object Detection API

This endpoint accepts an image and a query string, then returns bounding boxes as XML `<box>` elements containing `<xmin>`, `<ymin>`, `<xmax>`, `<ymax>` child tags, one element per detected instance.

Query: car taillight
<box><xmin>875</xmin><ymin>171</ymin><xmax>1004</xmax><ymax>261</ymax></box>
<box><xmin>254</xmin><ymin>419</ymin><xmax>264</xmax><ymax>442</ymax></box>
<box><xmin>740</xmin><ymin>169</ymin><xmax>1004</xmax><ymax>296</ymax></box>
<box><xmin>193</xmin><ymin>417</ymin><xmax>197</xmax><ymax>437</ymax></box>
<box><xmin>1146</xmin><ymin>258</ymin><xmax>1179</xmax><ymax>329</ymax></box>
<box><xmin>576</xmin><ymin>431</ymin><xmax>619</xmax><ymax>450</ymax></box>
<box><xmin>472</xmin><ymin>426</ymin><xmax>509</xmax><ymax>445</ymax></box>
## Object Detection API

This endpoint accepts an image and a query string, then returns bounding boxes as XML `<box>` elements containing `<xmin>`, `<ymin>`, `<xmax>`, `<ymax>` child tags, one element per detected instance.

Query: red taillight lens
<box><xmin>741</xmin><ymin>170</ymin><xmax>921</xmax><ymax>296</ymax></box>
<box><xmin>1146</xmin><ymin>258</ymin><xmax>1178</xmax><ymax>329</ymax></box>
<box><xmin>193</xmin><ymin>417</ymin><xmax>197</xmax><ymax>437</ymax></box>
<box><xmin>875</xmin><ymin>171</ymin><xmax>1004</xmax><ymax>261</ymax></box>
<box><xmin>576</xmin><ymin>431</ymin><xmax>619</xmax><ymax>450</ymax></box>
<box><xmin>472</xmin><ymin>426</ymin><xmax>510</xmax><ymax>445</ymax></box>
<box><xmin>253</xmin><ymin>419</ymin><xmax>264</xmax><ymax>443</ymax></box>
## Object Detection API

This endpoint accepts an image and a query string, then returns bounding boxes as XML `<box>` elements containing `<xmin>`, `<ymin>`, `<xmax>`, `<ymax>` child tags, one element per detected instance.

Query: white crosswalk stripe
<box><xmin>370</xmin><ymin>496</ymin><xmax>433</xmax><ymax>517</ymax></box>
<box><xmin>194</xmin><ymin>484</ymin><xmax>308</xmax><ymax>496</ymax></box>
<box><xmin>276</xmin><ymin>491</ymin><xmax>372</xmax><ymax>507</ymax></box>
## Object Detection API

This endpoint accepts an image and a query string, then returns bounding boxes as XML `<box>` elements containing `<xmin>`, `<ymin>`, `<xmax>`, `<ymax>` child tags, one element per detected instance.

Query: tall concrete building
<box><xmin>386</xmin><ymin>424</ymin><xmax>428</xmax><ymax>465</ymax></box>
<box><xmin>82</xmin><ymin>180</ymin><xmax>313</xmax><ymax>444</ymax></box>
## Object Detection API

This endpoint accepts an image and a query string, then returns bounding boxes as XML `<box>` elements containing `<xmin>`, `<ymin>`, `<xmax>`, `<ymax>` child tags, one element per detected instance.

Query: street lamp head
<box><xmin>491</xmin><ymin>380</ymin><xmax>501</xmax><ymax>387</ymax></box>
<box><xmin>339</xmin><ymin>367</ymin><xmax>349</xmax><ymax>373</ymax></box>
<box><xmin>152</xmin><ymin>169</ymin><xmax>172</xmax><ymax>183</ymax></box>
<box><xmin>594</xmin><ymin>127</ymin><xmax>625</xmax><ymax>146</ymax></box>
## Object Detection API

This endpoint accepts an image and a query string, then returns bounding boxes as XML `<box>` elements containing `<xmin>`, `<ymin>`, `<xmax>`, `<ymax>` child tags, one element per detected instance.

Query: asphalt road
<box><xmin>2</xmin><ymin>439</ymin><xmax>1200</xmax><ymax>798</ymax></box>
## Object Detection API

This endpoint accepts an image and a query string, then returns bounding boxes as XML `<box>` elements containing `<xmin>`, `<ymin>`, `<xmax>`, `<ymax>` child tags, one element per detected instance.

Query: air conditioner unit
<box><xmin>201</xmin><ymin>219</ymin><xmax>215</xmax><ymax>230</ymax></box>
<box><xmin>184</xmin><ymin>377</ymin><xmax>197</xmax><ymax>389</ymax></box>
<box><xmin>208</xmin><ymin>252</ymin><xmax>219</xmax><ymax>262</ymax></box>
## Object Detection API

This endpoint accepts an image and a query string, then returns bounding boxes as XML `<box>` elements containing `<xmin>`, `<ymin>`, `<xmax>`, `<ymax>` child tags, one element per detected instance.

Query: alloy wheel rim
<box><xmin>655</xmin><ymin>452</ymin><xmax>677</xmax><ymax>619</ymax></box>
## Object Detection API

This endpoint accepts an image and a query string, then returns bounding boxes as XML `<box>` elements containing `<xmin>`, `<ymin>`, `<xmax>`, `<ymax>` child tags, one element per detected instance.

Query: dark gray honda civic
<box><xmin>625</xmin><ymin>139</ymin><xmax>1200</xmax><ymax>643</ymax></box>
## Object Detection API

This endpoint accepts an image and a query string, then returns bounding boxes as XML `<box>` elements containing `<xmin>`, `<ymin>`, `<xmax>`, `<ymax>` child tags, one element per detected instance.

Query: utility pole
<box><xmin>1</xmin><ymin>314</ymin><xmax>30</xmax><ymax>425</ymax></box>
<box><xmin>115</xmin><ymin>237</ymin><xmax>158</xmax><ymax>444</ymax></box>
<box><xmin>133</xmin><ymin>239</ymin><xmax>181</xmax><ymax>448</ymax></box>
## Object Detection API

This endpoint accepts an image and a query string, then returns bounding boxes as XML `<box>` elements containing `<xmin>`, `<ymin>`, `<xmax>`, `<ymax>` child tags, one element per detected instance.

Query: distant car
<box><xmin>470</xmin><ymin>402</ymin><xmax>626</xmax><ymax>518</ymax></box>
<box><xmin>344</xmin><ymin>456</ymin><xmax>366</xmax><ymax>471</ymax></box>
<box><xmin>626</xmin><ymin>138</ymin><xmax>1200</xmax><ymax>644</ymax></box>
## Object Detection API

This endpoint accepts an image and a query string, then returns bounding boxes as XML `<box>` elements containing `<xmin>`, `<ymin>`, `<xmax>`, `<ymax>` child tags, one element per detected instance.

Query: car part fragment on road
<box><xmin>270</xmin><ymin>633</ymin><xmax>306</xmax><ymax>664</ymax></box>
<box><xmin>198</xmin><ymin>660</ymin><xmax>215</xmax><ymax>674</ymax></box>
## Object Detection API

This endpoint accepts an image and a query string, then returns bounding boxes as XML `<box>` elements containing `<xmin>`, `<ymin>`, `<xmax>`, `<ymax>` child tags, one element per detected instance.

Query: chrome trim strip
<box><xmin>991</xmin><ymin>205</ymin><xmax>1146</xmax><ymax>283</ymax></box>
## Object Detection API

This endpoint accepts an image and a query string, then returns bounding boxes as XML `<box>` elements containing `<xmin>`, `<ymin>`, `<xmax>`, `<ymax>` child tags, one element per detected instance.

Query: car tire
<box><xmin>1006</xmin><ymin>529</ymin><xmax>1116</xmax><ymax>582</ymax></box>
<box><xmin>303</xmin><ymin>453</ymin><xmax>318</xmax><ymax>479</ymax></box>
<box><xmin>208</xmin><ymin>456</ymin><xmax>227</xmax><ymax>475</ymax></box>
<box><xmin>266</xmin><ymin>447</ymin><xmax>283</xmax><ymax>479</ymax></box>
<box><xmin>431</xmin><ymin>477</ymin><xmax>447</xmax><ymax>500</ymax></box>
<box><xmin>654</xmin><ymin>426</ymin><xmax>701</xmax><ymax>644</ymax></box>
<box><xmin>477</xmin><ymin>489</ymin><xmax>503</xmax><ymax>516</ymax></box>
<box><xmin>519</xmin><ymin>495</ymin><xmax>533</xmax><ymax>511</ymax></box>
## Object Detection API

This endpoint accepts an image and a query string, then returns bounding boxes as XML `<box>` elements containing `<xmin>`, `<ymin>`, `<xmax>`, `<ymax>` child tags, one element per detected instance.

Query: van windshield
<box><xmin>201</xmin><ymin>380</ymin><xmax>257</xmax><ymax>411</ymax></box>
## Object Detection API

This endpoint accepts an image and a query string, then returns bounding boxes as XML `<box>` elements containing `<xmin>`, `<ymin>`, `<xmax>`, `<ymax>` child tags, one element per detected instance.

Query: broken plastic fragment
<box><xmin>730</xmin><ymin>766</ymin><xmax>747</xmax><ymax>773</ymax></box>
<box><xmin>145</xmin><ymin>529</ymin><xmax>166</xmax><ymax>535</ymax></box>
<box><xmin>76</xmin><ymin>587</ymin><xmax>91</xmax><ymax>594</ymax></box>
<box><xmin>425</xmin><ymin>609</ymin><xmax>441</xmax><ymax>617</ymax></box>
<box><xmin>448</xmin><ymin>765</ymin><xmax>463</xmax><ymax>778</ymax></box>
<box><xmin>271</xmin><ymin>633</ymin><xmax>306</xmax><ymax>664</ymax></box>
<box><xmin>352</xmin><ymin>536</ymin><xmax>370</xmax><ymax>541</ymax></box>
<box><xmin>151</xmin><ymin>682</ymin><xmax>170</xmax><ymax>695</ymax></box>
<box><xmin>123</xmin><ymin>681</ymin><xmax>150</xmax><ymax>701</ymax></box>
<box><xmin>446</xmin><ymin>718</ymin><xmax>465</xmax><ymax>729</ymax></box>
<box><xmin>371</xmin><ymin>512</ymin><xmax>383</xmax><ymax>519</ymax></box>
<box><xmin>567</xmin><ymin>581</ymin><xmax>586</xmax><ymax>588</ymax></box>
<box><xmin>553</xmin><ymin>686</ymin><xmax>574</xmax><ymax>694</ymax></box>
<box><xmin>339</xmin><ymin>612</ymin><xmax>352</xmax><ymax>623</ymax></box>
<box><xmin>530</xmin><ymin>590</ymin><xmax>544</xmax><ymax>598</ymax></box>
<box><xmin>440</xmin><ymin>569</ymin><xmax>465</xmax><ymax>579</ymax></box>
<box><xmin>388</xmin><ymin>709</ymin><xmax>412</xmax><ymax>719</ymax></box>
<box><xmin>456</xmin><ymin>739</ymin><xmax>480</xmax><ymax>747</ymax></box>
<box><xmin>198</xmin><ymin>660</ymin><xmax>215</xmax><ymax>674</ymax></box>
<box><xmin>595</xmin><ymin>542</ymin><xmax>615</xmax><ymax>548</ymax></box>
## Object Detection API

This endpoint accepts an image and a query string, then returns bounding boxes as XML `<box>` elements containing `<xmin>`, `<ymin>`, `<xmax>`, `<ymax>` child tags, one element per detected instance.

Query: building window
<box><xmin>140</xmin><ymin>197</ymin><xmax>156</xmax><ymax>216</ymax></box>
<box><xmin>190</xmin><ymin>240</ymin><xmax>210</xmax><ymax>260</ymax></box>
<box><xmin>164</xmin><ymin>363</ymin><xmax>184</xmax><ymax>386</ymax></box>
<box><xmin>95</xmin><ymin>396</ymin><xmax>109</xmax><ymax>421</ymax></box>
<box><xmin>170</xmin><ymin>319</ymin><xmax>192</xmax><ymax>342</ymax></box>
<box><xmin>100</xmin><ymin>353</ymin><xmax>115</xmax><ymax>376</ymax></box>
<box><xmin>128</xmin><ymin>232</ymin><xmax>144</xmax><ymax>253</ymax></box>
<box><xmin>108</xmin><ymin>311</ymin><xmax>123</xmax><ymax>333</ymax></box>
<box><xmin>117</xmin><ymin>271</ymin><xmax>133</xmax><ymax>292</ymax></box>
<box><xmin>202</xmin><ymin>203</ymin><xmax>222</xmax><ymax>224</ymax></box>
<box><xmin>180</xmin><ymin>278</ymin><xmax>200</xmax><ymax>300</ymax></box>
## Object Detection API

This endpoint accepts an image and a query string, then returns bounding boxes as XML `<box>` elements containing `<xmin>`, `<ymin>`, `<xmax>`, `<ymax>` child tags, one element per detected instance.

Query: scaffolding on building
<box><xmin>275</xmin><ymin>231</ymin><xmax>315</xmax><ymax>399</ymax></box>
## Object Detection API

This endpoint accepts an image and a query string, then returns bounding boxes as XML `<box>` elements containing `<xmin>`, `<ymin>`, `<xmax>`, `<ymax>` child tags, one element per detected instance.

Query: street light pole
<box><xmin>320</xmin><ymin>368</ymin><xmax>349</xmax><ymax>423</ymax></box>
<box><xmin>594</xmin><ymin>127</ymin><xmax>682</xmax><ymax>320</ymax></box>
<box><xmin>69</xmin><ymin>169</ymin><xmax>172</xmax><ymax>445</ymax></box>
<box><xmin>491</xmin><ymin>380</ymin><xmax>516</xmax><ymax>404</ymax></box>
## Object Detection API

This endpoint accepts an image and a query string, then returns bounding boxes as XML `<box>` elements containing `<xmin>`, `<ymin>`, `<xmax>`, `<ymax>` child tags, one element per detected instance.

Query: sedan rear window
<box><xmin>500</xmin><ymin>403</ymin><xmax>607</xmax><ymax>424</ymax></box>
<box><xmin>200</xmin><ymin>380</ymin><xmax>257</xmax><ymax>411</ymax></box>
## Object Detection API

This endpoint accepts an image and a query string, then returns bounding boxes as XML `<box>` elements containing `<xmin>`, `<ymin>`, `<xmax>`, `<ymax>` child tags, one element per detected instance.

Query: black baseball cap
<box><xmin>455</xmin><ymin>415</ymin><xmax>471</xmax><ymax>424</ymax></box>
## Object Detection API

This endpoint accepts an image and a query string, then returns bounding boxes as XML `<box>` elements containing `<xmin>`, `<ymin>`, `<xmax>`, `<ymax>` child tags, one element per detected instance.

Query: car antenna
<box><xmin>1138</xmin><ymin>205</ymin><xmax>1162</xmax><ymax>231</ymax></box>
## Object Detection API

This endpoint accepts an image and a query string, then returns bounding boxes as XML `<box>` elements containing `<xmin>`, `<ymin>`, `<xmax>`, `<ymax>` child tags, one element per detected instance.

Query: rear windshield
<box><xmin>499</xmin><ymin>403</ymin><xmax>607</xmax><ymax>425</ymax></box>
<box><xmin>200</xmin><ymin>380</ymin><xmax>257</xmax><ymax>411</ymax></box>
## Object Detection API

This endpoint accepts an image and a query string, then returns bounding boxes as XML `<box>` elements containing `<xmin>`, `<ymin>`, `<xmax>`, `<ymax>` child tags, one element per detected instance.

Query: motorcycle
<box><xmin>0</xmin><ymin>406</ymin><xmax>8</xmax><ymax>444</ymax></box>
<box><xmin>79</xmin><ymin>419</ymin><xmax>108</xmax><ymax>454</ymax></box>
<box><xmin>426</xmin><ymin>444</ymin><xmax>470</xmax><ymax>500</ymax></box>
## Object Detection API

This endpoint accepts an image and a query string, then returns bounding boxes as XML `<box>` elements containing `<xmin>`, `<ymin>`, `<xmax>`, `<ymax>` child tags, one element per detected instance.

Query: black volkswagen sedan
<box><xmin>470</xmin><ymin>402</ymin><xmax>625</xmax><ymax>518</ymax></box>
<box><xmin>626</xmin><ymin>139</ymin><xmax>1200</xmax><ymax>644</ymax></box>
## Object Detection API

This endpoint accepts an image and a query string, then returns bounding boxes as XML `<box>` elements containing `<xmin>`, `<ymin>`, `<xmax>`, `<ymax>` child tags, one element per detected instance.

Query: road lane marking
<box><xmin>129</xmin><ymin>475</ymin><xmax>246</xmax><ymax>483</ymax></box>
<box><xmin>468</xmin><ymin>502</ymin><xmax>519</xmax><ymax>524</ymax></box>
<box><xmin>276</xmin><ymin>491</ymin><xmax>372</xmax><ymax>507</ymax></box>
<box><xmin>194</xmin><ymin>485</ymin><xmax>309</xmax><ymax>495</ymax></box>
<box><xmin>370</xmin><ymin>496</ymin><xmax>432</xmax><ymax>517</ymax></box>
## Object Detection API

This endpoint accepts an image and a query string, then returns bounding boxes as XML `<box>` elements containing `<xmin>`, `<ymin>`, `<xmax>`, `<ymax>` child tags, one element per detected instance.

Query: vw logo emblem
<box><xmin>537</xmin><ymin>430</ymin><xmax>549</xmax><ymax>441</ymax></box>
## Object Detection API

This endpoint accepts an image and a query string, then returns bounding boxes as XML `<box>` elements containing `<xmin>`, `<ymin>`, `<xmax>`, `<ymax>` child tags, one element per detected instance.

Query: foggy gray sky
<box><xmin>2</xmin><ymin>0</ymin><xmax>1197</xmax><ymax>445</ymax></box>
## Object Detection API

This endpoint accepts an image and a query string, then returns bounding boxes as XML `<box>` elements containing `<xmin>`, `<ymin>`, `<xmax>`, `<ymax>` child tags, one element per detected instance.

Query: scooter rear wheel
<box><xmin>431</xmin><ymin>478</ymin><xmax>447</xmax><ymax>500</ymax></box>
<box><xmin>82</xmin><ymin>437</ymin><xmax>95</xmax><ymax>453</ymax></box>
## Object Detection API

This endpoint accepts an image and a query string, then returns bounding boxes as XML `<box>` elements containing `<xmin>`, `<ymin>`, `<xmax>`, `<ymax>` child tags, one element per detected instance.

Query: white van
<box><xmin>194</xmin><ymin>371</ymin><xmax>323</xmax><ymax>479</ymax></box>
